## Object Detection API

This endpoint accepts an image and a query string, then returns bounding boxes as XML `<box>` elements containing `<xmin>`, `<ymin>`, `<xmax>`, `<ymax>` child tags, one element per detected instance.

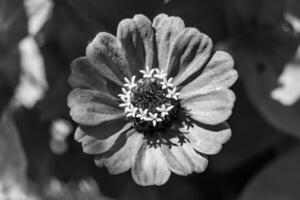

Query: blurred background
<box><xmin>1</xmin><ymin>0</ymin><xmax>300</xmax><ymax>199</ymax></box>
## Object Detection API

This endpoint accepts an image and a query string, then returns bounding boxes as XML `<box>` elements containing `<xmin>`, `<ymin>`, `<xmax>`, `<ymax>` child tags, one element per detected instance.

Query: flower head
<box><xmin>68</xmin><ymin>13</ymin><xmax>238</xmax><ymax>186</ymax></box>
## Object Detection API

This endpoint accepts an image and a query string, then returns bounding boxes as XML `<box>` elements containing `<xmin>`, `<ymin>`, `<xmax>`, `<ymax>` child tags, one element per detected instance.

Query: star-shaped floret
<box><xmin>139</xmin><ymin>65</ymin><xmax>155</xmax><ymax>78</ymax></box>
<box><xmin>119</xmin><ymin>101</ymin><xmax>131</xmax><ymax>108</ymax></box>
<box><xmin>160</xmin><ymin>77</ymin><xmax>174</xmax><ymax>89</ymax></box>
<box><xmin>124</xmin><ymin>76</ymin><xmax>137</xmax><ymax>89</ymax></box>
<box><xmin>121</xmin><ymin>88</ymin><xmax>131</xmax><ymax>97</ymax></box>
<box><xmin>166</xmin><ymin>87</ymin><xmax>181</xmax><ymax>100</ymax></box>
<box><xmin>146</xmin><ymin>112</ymin><xmax>163</xmax><ymax>127</ymax></box>
<box><xmin>126</xmin><ymin>105</ymin><xmax>138</xmax><ymax>117</ymax></box>
<box><xmin>136</xmin><ymin>108</ymin><xmax>149</xmax><ymax>120</ymax></box>
<box><xmin>118</xmin><ymin>88</ymin><xmax>131</xmax><ymax>106</ymax></box>
<box><xmin>154</xmin><ymin>69</ymin><xmax>167</xmax><ymax>80</ymax></box>
<box><xmin>156</xmin><ymin>104</ymin><xmax>174</xmax><ymax>118</ymax></box>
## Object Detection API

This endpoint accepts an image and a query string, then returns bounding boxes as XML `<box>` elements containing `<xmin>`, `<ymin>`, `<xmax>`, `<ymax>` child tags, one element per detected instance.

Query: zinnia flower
<box><xmin>68</xmin><ymin>13</ymin><xmax>238</xmax><ymax>186</ymax></box>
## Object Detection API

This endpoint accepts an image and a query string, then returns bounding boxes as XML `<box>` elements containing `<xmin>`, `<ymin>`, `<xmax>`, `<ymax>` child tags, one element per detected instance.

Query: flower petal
<box><xmin>74</xmin><ymin>122</ymin><xmax>132</xmax><ymax>154</ymax></box>
<box><xmin>95</xmin><ymin>129</ymin><xmax>143</xmax><ymax>175</ymax></box>
<box><xmin>69</xmin><ymin>57</ymin><xmax>121</xmax><ymax>96</ymax></box>
<box><xmin>68</xmin><ymin>88</ymin><xmax>119</xmax><ymax>108</ymax></box>
<box><xmin>68</xmin><ymin>89</ymin><xmax>125</xmax><ymax>125</ymax></box>
<box><xmin>86</xmin><ymin>32</ymin><xmax>132</xmax><ymax>85</ymax></box>
<box><xmin>181</xmin><ymin>89</ymin><xmax>235</xmax><ymax>125</ymax></box>
<box><xmin>79</xmin><ymin>117</ymin><xmax>128</xmax><ymax>140</ymax></box>
<box><xmin>179</xmin><ymin>51</ymin><xmax>238</xmax><ymax>99</ymax></box>
<box><xmin>161</xmin><ymin>139</ymin><xmax>208</xmax><ymax>176</ymax></box>
<box><xmin>167</xmin><ymin>28</ymin><xmax>213</xmax><ymax>86</ymax></box>
<box><xmin>132</xmin><ymin>142</ymin><xmax>171</xmax><ymax>186</ymax></box>
<box><xmin>183</xmin><ymin>122</ymin><xmax>231</xmax><ymax>155</ymax></box>
<box><xmin>117</xmin><ymin>14</ymin><xmax>155</xmax><ymax>76</ymax></box>
<box><xmin>69</xmin><ymin>57</ymin><xmax>107</xmax><ymax>90</ymax></box>
<box><xmin>153</xmin><ymin>14</ymin><xmax>185</xmax><ymax>72</ymax></box>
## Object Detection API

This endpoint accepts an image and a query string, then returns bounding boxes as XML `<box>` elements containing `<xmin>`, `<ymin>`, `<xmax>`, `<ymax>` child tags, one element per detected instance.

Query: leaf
<box><xmin>0</xmin><ymin>0</ymin><xmax>28</xmax><ymax>49</ymax></box>
<box><xmin>239</xmin><ymin>146</ymin><xmax>300</xmax><ymax>200</ymax></box>
<box><xmin>24</xmin><ymin>0</ymin><xmax>53</xmax><ymax>35</ymax></box>
<box><xmin>233</xmin><ymin>46</ymin><xmax>300</xmax><ymax>139</ymax></box>
<box><xmin>0</xmin><ymin>0</ymin><xmax>27</xmax><ymax>115</ymax></box>
<box><xmin>271</xmin><ymin>48</ymin><xmax>300</xmax><ymax>106</ymax></box>
<box><xmin>43</xmin><ymin>177</ymin><xmax>114</xmax><ymax>200</ymax></box>
<box><xmin>0</xmin><ymin>47</ymin><xmax>21</xmax><ymax>115</ymax></box>
<box><xmin>14</xmin><ymin>37</ymin><xmax>48</xmax><ymax>109</ymax></box>
<box><xmin>0</xmin><ymin>110</ymin><xmax>31</xmax><ymax>199</ymax></box>
<box><xmin>287</xmin><ymin>0</ymin><xmax>300</xmax><ymax>18</ymax></box>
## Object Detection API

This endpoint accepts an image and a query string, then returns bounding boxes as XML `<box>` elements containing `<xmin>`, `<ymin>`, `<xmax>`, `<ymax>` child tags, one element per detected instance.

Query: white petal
<box><xmin>132</xmin><ymin>142</ymin><xmax>171</xmax><ymax>186</ymax></box>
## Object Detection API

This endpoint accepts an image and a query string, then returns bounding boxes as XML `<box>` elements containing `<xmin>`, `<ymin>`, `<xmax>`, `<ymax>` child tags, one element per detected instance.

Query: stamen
<box><xmin>124</xmin><ymin>76</ymin><xmax>137</xmax><ymax>89</ymax></box>
<box><xmin>118</xmin><ymin>67</ymin><xmax>181</xmax><ymax>132</ymax></box>
<box><xmin>160</xmin><ymin>77</ymin><xmax>173</xmax><ymax>89</ymax></box>
<box><xmin>154</xmin><ymin>69</ymin><xmax>167</xmax><ymax>79</ymax></box>
<box><xmin>139</xmin><ymin>66</ymin><xmax>155</xmax><ymax>78</ymax></box>
<box><xmin>156</xmin><ymin>104</ymin><xmax>174</xmax><ymax>118</ymax></box>
<box><xmin>166</xmin><ymin>87</ymin><xmax>180</xmax><ymax>100</ymax></box>
<box><xmin>146</xmin><ymin>112</ymin><xmax>163</xmax><ymax>127</ymax></box>
<box><xmin>136</xmin><ymin>108</ymin><xmax>149</xmax><ymax>120</ymax></box>
<box><xmin>126</xmin><ymin>105</ymin><xmax>138</xmax><ymax>117</ymax></box>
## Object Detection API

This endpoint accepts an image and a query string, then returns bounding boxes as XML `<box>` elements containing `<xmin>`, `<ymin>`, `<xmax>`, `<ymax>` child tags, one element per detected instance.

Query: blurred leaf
<box><xmin>14</xmin><ymin>37</ymin><xmax>48</xmax><ymax>109</ymax></box>
<box><xmin>0</xmin><ymin>47</ymin><xmax>21</xmax><ymax>115</ymax></box>
<box><xmin>0</xmin><ymin>0</ymin><xmax>27</xmax><ymax>115</ymax></box>
<box><xmin>24</xmin><ymin>0</ymin><xmax>53</xmax><ymax>35</ymax></box>
<box><xmin>43</xmin><ymin>177</ymin><xmax>113</xmax><ymax>200</ymax></box>
<box><xmin>233</xmin><ymin>46</ymin><xmax>300</xmax><ymax>139</ymax></box>
<box><xmin>285</xmin><ymin>12</ymin><xmax>300</xmax><ymax>34</ymax></box>
<box><xmin>271</xmin><ymin>47</ymin><xmax>300</xmax><ymax>105</ymax></box>
<box><xmin>287</xmin><ymin>0</ymin><xmax>300</xmax><ymax>18</ymax></box>
<box><xmin>239</xmin><ymin>145</ymin><xmax>300</xmax><ymax>200</ymax></box>
<box><xmin>220</xmin><ymin>0</ymin><xmax>300</xmax><ymax>138</ymax></box>
<box><xmin>0</xmin><ymin>109</ymin><xmax>32</xmax><ymax>199</ymax></box>
<box><xmin>0</xmin><ymin>0</ymin><xmax>28</xmax><ymax>49</ymax></box>
<box><xmin>14</xmin><ymin>108</ymin><xmax>52</xmax><ymax>183</ymax></box>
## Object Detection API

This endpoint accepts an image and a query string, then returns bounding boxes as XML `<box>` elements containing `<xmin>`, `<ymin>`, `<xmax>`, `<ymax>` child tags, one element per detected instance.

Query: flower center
<box><xmin>118</xmin><ymin>66</ymin><xmax>180</xmax><ymax>133</ymax></box>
